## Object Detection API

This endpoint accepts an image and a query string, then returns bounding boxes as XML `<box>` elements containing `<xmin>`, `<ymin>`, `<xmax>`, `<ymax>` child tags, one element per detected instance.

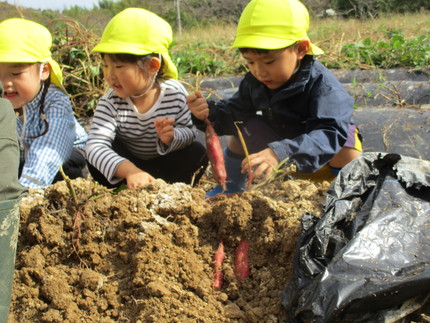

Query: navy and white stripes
<box><xmin>86</xmin><ymin>79</ymin><xmax>197</xmax><ymax>184</ymax></box>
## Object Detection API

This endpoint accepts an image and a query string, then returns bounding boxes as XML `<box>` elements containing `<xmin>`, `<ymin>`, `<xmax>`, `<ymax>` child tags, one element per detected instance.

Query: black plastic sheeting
<box><xmin>353</xmin><ymin>107</ymin><xmax>430</xmax><ymax>160</ymax></box>
<box><xmin>281</xmin><ymin>152</ymin><xmax>430</xmax><ymax>323</ymax></box>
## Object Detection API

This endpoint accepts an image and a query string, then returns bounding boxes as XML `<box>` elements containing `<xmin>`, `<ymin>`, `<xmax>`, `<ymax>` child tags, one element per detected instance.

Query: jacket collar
<box><xmin>245</xmin><ymin>55</ymin><xmax>314</xmax><ymax>100</ymax></box>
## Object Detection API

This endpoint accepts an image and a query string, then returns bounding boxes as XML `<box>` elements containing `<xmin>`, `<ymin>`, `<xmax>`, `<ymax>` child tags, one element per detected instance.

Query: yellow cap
<box><xmin>232</xmin><ymin>0</ymin><xmax>323</xmax><ymax>55</ymax></box>
<box><xmin>92</xmin><ymin>8</ymin><xmax>178</xmax><ymax>80</ymax></box>
<box><xmin>0</xmin><ymin>18</ymin><xmax>64</xmax><ymax>90</ymax></box>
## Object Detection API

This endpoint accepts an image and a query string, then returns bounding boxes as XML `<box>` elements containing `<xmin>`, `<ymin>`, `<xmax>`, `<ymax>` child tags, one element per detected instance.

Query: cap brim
<box><xmin>232</xmin><ymin>35</ymin><xmax>296</xmax><ymax>50</ymax></box>
<box><xmin>232</xmin><ymin>35</ymin><xmax>324</xmax><ymax>55</ymax></box>
<box><xmin>92</xmin><ymin>43</ymin><xmax>152</xmax><ymax>55</ymax></box>
<box><xmin>0</xmin><ymin>52</ymin><xmax>39</xmax><ymax>62</ymax></box>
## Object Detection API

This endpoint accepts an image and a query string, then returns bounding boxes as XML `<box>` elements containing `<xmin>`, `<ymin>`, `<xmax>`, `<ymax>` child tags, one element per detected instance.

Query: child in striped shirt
<box><xmin>0</xmin><ymin>18</ymin><xmax>88</xmax><ymax>188</ymax></box>
<box><xmin>86</xmin><ymin>8</ymin><xmax>208</xmax><ymax>189</ymax></box>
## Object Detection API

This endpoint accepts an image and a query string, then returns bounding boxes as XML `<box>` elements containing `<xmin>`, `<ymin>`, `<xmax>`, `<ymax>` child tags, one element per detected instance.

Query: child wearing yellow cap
<box><xmin>86</xmin><ymin>8</ymin><xmax>208</xmax><ymax>189</ymax></box>
<box><xmin>187</xmin><ymin>0</ymin><xmax>363</xmax><ymax>196</ymax></box>
<box><xmin>0</xmin><ymin>18</ymin><xmax>88</xmax><ymax>188</ymax></box>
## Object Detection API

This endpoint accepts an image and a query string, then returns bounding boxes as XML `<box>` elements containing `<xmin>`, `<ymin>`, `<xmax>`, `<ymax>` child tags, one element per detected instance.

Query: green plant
<box><xmin>172</xmin><ymin>42</ymin><xmax>239</xmax><ymax>77</ymax></box>
<box><xmin>339</xmin><ymin>29</ymin><xmax>429</xmax><ymax>69</ymax></box>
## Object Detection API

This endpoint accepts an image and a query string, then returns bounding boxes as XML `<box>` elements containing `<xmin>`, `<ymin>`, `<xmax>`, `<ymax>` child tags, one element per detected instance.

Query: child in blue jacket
<box><xmin>187</xmin><ymin>0</ymin><xmax>363</xmax><ymax>196</ymax></box>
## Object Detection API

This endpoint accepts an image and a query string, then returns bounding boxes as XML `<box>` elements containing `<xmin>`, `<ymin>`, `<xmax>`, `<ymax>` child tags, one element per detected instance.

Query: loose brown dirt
<box><xmin>9</xmin><ymin>176</ymin><xmax>330</xmax><ymax>322</ymax></box>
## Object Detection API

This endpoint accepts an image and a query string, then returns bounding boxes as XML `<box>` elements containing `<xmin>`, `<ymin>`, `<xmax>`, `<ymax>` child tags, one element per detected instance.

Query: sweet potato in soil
<box><xmin>9</xmin><ymin>177</ymin><xmax>430</xmax><ymax>322</ymax></box>
<box><xmin>234</xmin><ymin>240</ymin><xmax>250</xmax><ymax>282</ymax></box>
<box><xmin>213</xmin><ymin>241</ymin><xmax>225</xmax><ymax>290</ymax></box>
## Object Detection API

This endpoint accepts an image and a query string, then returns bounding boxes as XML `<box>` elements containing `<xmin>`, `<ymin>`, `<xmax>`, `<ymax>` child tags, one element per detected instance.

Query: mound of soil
<box><xmin>9</xmin><ymin>177</ymin><xmax>330</xmax><ymax>322</ymax></box>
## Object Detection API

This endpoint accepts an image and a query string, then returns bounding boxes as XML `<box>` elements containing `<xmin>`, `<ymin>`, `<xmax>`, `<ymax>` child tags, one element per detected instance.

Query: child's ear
<box><xmin>40</xmin><ymin>63</ymin><xmax>50</xmax><ymax>81</ymax></box>
<box><xmin>148</xmin><ymin>56</ymin><xmax>161</xmax><ymax>73</ymax></box>
<box><xmin>296</xmin><ymin>40</ymin><xmax>310</xmax><ymax>59</ymax></box>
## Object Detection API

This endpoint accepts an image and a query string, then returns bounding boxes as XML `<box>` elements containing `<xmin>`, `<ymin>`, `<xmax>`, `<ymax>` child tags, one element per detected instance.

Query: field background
<box><xmin>2</xmin><ymin>2</ymin><xmax>430</xmax><ymax>321</ymax></box>
<box><xmin>0</xmin><ymin>0</ymin><xmax>429</xmax><ymax>115</ymax></box>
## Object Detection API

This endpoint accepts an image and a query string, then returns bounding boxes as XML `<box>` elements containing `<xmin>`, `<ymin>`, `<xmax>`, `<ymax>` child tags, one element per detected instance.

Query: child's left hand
<box><xmin>154</xmin><ymin>117</ymin><xmax>175</xmax><ymax>145</ymax></box>
<box><xmin>241</xmin><ymin>148</ymin><xmax>279</xmax><ymax>181</ymax></box>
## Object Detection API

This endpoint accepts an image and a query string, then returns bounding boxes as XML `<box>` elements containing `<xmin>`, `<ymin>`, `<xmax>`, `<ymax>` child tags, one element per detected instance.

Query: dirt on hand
<box><xmin>9</xmin><ymin>176</ymin><xmax>330</xmax><ymax>322</ymax></box>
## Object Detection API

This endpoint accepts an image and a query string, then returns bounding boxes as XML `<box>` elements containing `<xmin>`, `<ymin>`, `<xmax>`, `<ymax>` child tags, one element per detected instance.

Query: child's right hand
<box><xmin>116</xmin><ymin>161</ymin><xmax>155</xmax><ymax>189</ymax></box>
<box><xmin>126</xmin><ymin>170</ymin><xmax>155</xmax><ymax>189</ymax></box>
<box><xmin>186</xmin><ymin>91</ymin><xmax>209</xmax><ymax>121</ymax></box>
<box><xmin>241</xmin><ymin>148</ymin><xmax>280</xmax><ymax>182</ymax></box>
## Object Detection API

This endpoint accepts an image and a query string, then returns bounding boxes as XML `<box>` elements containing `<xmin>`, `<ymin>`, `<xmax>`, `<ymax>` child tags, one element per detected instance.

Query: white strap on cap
<box><xmin>39</xmin><ymin>63</ymin><xmax>45</xmax><ymax>79</ymax></box>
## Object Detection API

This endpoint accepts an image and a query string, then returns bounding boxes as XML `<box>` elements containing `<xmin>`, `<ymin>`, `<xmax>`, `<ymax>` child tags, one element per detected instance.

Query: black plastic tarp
<box><xmin>353</xmin><ymin>107</ymin><xmax>430</xmax><ymax>160</ymax></box>
<box><xmin>281</xmin><ymin>152</ymin><xmax>430</xmax><ymax>323</ymax></box>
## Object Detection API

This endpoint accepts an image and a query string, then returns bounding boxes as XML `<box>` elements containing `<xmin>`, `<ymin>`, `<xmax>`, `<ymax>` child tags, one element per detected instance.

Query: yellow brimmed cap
<box><xmin>0</xmin><ymin>18</ymin><xmax>64</xmax><ymax>90</ymax></box>
<box><xmin>232</xmin><ymin>0</ymin><xmax>324</xmax><ymax>55</ymax></box>
<box><xmin>92</xmin><ymin>8</ymin><xmax>178</xmax><ymax>80</ymax></box>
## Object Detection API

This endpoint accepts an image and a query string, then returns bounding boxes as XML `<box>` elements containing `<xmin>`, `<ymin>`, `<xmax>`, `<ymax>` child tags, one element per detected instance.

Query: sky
<box><xmin>5</xmin><ymin>0</ymin><xmax>102</xmax><ymax>11</ymax></box>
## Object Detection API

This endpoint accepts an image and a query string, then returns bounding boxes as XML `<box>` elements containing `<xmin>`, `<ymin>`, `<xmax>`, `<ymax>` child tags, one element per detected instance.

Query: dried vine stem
<box><xmin>59</xmin><ymin>166</ymin><xmax>87</xmax><ymax>267</ymax></box>
<box><xmin>59</xmin><ymin>166</ymin><xmax>78</xmax><ymax>205</ymax></box>
<box><xmin>234</xmin><ymin>121</ymin><xmax>253</xmax><ymax>190</ymax></box>
<box><xmin>181</xmin><ymin>71</ymin><xmax>224</xmax><ymax>101</ymax></box>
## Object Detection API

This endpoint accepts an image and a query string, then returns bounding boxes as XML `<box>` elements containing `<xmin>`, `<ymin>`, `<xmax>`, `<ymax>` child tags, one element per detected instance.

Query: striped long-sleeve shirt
<box><xmin>17</xmin><ymin>84</ymin><xmax>88</xmax><ymax>188</ymax></box>
<box><xmin>86</xmin><ymin>79</ymin><xmax>197</xmax><ymax>184</ymax></box>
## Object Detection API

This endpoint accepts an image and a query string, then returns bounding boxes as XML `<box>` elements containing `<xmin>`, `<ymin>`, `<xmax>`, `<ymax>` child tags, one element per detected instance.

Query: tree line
<box><xmin>1</xmin><ymin>0</ymin><xmax>428</xmax><ymax>35</ymax></box>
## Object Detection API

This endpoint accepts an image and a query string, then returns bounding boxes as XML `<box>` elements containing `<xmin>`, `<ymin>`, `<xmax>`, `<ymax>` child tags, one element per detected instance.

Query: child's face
<box><xmin>0</xmin><ymin>62</ymin><xmax>45</xmax><ymax>109</ymax></box>
<box><xmin>102</xmin><ymin>54</ymin><xmax>157</xmax><ymax>99</ymax></box>
<box><xmin>242</xmin><ymin>44</ymin><xmax>307</xmax><ymax>90</ymax></box>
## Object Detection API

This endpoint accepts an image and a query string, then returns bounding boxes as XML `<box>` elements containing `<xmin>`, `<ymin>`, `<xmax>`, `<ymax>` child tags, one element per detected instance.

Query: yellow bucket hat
<box><xmin>92</xmin><ymin>8</ymin><xmax>178</xmax><ymax>80</ymax></box>
<box><xmin>0</xmin><ymin>18</ymin><xmax>64</xmax><ymax>90</ymax></box>
<box><xmin>232</xmin><ymin>0</ymin><xmax>324</xmax><ymax>55</ymax></box>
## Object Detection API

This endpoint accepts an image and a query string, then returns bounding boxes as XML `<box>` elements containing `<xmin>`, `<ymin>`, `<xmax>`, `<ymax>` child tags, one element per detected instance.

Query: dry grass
<box><xmin>176</xmin><ymin>12</ymin><xmax>429</xmax><ymax>47</ymax></box>
<box><xmin>174</xmin><ymin>12</ymin><xmax>429</xmax><ymax>72</ymax></box>
<box><xmin>175</xmin><ymin>23</ymin><xmax>237</xmax><ymax>46</ymax></box>
<box><xmin>310</xmin><ymin>11</ymin><xmax>430</xmax><ymax>53</ymax></box>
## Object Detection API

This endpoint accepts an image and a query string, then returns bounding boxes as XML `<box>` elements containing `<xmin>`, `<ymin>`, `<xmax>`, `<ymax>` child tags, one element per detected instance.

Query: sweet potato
<box><xmin>204</xmin><ymin>118</ymin><xmax>227</xmax><ymax>191</ymax></box>
<box><xmin>234</xmin><ymin>240</ymin><xmax>250</xmax><ymax>282</ymax></box>
<box><xmin>212</xmin><ymin>241</ymin><xmax>225</xmax><ymax>290</ymax></box>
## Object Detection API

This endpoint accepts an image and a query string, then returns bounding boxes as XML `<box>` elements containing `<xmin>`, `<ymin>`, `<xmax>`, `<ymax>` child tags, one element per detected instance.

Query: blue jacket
<box><xmin>205</xmin><ymin>55</ymin><xmax>355</xmax><ymax>173</ymax></box>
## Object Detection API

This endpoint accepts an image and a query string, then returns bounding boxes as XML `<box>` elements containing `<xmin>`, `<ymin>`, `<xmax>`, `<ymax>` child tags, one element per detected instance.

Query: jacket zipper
<box><xmin>267</xmin><ymin>106</ymin><xmax>273</xmax><ymax>120</ymax></box>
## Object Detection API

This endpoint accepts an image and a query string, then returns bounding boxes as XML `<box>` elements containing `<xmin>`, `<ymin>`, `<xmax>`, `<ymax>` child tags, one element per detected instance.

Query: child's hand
<box><xmin>115</xmin><ymin>161</ymin><xmax>155</xmax><ymax>189</ymax></box>
<box><xmin>154</xmin><ymin>117</ymin><xmax>175</xmax><ymax>145</ymax></box>
<box><xmin>186</xmin><ymin>91</ymin><xmax>209</xmax><ymax>120</ymax></box>
<box><xmin>125</xmin><ymin>168</ymin><xmax>156</xmax><ymax>189</ymax></box>
<box><xmin>126</xmin><ymin>171</ymin><xmax>155</xmax><ymax>189</ymax></box>
<box><xmin>241</xmin><ymin>148</ymin><xmax>280</xmax><ymax>181</ymax></box>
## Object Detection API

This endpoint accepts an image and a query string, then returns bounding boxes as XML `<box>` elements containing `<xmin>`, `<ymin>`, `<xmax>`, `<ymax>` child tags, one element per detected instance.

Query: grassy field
<box><xmin>172</xmin><ymin>12</ymin><xmax>430</xmax><ymax>75</ymax></box>
<box><xmin>176</xmin><ymin>12</ymin><xmax>429</xmax><ymax>47</ymax></box>
<box><xmin>39</xmin><ymin>11</ymin><xmax>430</xmax><ymax>115</ymax></box>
